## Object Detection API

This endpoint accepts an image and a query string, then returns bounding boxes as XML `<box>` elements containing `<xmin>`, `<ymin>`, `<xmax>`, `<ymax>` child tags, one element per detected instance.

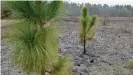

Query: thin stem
<box><xmin>41</xmin><ymin>69</ymin><xmax>45</xmax><ymax>75</ymax></box>
<box><xmin>83</xmin><ymin>33</ymin><xmax>86</xmax><ymax>54</ymax></box>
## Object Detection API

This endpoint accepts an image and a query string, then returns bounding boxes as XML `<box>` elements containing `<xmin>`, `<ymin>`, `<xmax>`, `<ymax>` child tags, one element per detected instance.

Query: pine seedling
<box><xmin>8</xmin><ymin>1</ymin><xmax>72</xmax><ymax>75</ymax></box>
<box><xmin>80</xmin><ymin>7</ymin><xmax>97</xmax><ymax>54</ymax></box>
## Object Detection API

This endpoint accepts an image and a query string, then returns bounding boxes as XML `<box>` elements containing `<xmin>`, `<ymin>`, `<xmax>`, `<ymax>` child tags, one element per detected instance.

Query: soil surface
<box><xmin>1</xmin><ymin>19</ymin><xmax>133</xmax><ymax>75</ymax></box>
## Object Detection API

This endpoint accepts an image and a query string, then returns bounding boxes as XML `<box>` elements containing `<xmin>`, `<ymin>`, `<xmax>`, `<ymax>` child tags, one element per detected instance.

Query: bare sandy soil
<box><xmin>1</xmin><ymin>18</ymin><xmax>133</xmax><ymax>75</ymax></box>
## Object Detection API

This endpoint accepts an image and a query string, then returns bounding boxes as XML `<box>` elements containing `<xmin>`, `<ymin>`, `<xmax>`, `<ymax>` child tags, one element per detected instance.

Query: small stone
<box><xmin>90</xmin><ymin>59</ymin><xmax>94</xmax><ymax>63</ymax></box>
<box><xmin>77</xmin><ymin>63</ymin><xmax>80</xmax><ymax>66</ymax></box>
<box><xmin>45</xmin><ymin>72</ymin><xmax>50</xmax><ymax>75</ymax></box>
<box><xmin>18</xmin><ymin>71</ymin><xmax>21</xmax><ymax>73</ymax></box>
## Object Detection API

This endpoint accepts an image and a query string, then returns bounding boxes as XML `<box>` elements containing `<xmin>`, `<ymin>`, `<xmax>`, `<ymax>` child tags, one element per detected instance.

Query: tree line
<box><xmin>64</xmin><ymin>2</ymin><xmax>133</xmax><ymax>17</ymax></box>
<box><xmin>1</xmin><ymin>1</ymin><xmax>133</xmax><ymax>18</ymax></box>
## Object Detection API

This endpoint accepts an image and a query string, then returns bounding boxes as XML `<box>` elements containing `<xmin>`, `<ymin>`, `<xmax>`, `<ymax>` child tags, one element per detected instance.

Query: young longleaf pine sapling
<box><xmin>80</xmin><ymin>7</ymin><xmax>97</xmax><ymax>54</ymax></box>
<box><xmin>8</xmin><ymin>1</ymin><xmax>71</xmax><ymax>75</ymax></box>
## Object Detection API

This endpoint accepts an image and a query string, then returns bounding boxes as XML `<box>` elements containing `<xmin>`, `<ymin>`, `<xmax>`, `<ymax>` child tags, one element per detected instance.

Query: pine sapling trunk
<box><xmin>40</xmin><ymin>24</ymin><xmax>43</xmax><ymax>29</ymax></box>
<box><xmin>41</xmin><ymin>69</ymin><xmax>45</xmax><ymax>75</ymax></box>
<box><xmin>83</xmin><ymin>33</ymin><xmax>86</xmax><ymax>54</ymax></box>
<box><xmin>41</xmin><ymin>67</ymin><xmax>45</xmax><ymax>75</ymax></box>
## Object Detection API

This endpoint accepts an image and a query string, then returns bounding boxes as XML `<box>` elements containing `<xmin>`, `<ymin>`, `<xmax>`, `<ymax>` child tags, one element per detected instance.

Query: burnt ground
<box><xmin>58</xmin><ymin>20</ymin><xmax>133</xmax><ymax>75</ymax></box>
<box><xmin>1</xmin><ymin>19</ymin><xmax>133</xmax><ymax>75</ymax></box>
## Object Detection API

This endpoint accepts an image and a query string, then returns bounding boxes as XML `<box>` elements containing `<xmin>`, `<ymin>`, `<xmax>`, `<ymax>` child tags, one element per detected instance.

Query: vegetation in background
<box><xmin>80</xmin><ymin>7</ymin><xmax>97</xmax><ymax>54</ymax></box>
<box><xmin>8</xmin><ymin>1</ymin><xmax>71</xmax><ymax>75</ymax></box>
<box><xmin>63</xmin><ymin>2</ymin><xmax>133</xmax><ymax>17</ymax></box>
<box><xmin>2</xmin><ymin>1</ymin><xmax>133</xmax><ymax>19</ymax></box>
